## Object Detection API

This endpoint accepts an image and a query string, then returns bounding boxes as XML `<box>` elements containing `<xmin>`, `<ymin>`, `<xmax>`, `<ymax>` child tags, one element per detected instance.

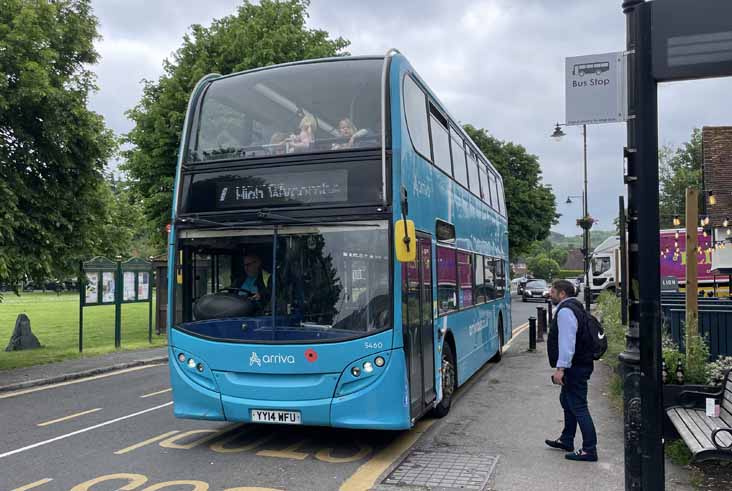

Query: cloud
<box><xmin>87</xmin><ymin>0</ymin><xmax>732</xmax><ymax>236</ymax></box>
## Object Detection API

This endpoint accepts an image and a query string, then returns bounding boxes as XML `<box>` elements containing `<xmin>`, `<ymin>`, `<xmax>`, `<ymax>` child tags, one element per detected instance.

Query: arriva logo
<box><xmin>249</xmin><ymin>351</ymin><xmax>295</xmax><ymax>367</ymax></box>
<box><xmin>250</xmin><ymin>352</ymin><xmax>262</xmax><ymax>367</ymax></box>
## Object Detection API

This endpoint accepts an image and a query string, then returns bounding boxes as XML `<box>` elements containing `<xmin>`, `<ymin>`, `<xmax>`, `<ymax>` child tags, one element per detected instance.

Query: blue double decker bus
<box><xmin>168</xmin><ymin>50</ymin><xmax>510</xmax><ymax>430</ymax></box>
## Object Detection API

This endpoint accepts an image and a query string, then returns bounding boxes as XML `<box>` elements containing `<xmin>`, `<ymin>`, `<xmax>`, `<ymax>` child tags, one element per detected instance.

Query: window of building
<box><xmin>451</xmin><ymin>132</ymin><xmax>469</xmax><ymax>189</ymax></box>
<box><xmin>457</xmin><ymin>251</ymin><xmax>473</xmax><ymax>307</ymax></box>
<box><xmin>474</xmin><ymin>255</ymin><xmax>486</xmax><ymax>304</ymax></box>
<box><xmin>467</xmin><ymin>150</ymin><xmax>481</xmax><ymax>196</ymax></box>
<box><xmin>429</xmin><ymin>105</ymin><xmax>452</xmax><ymax>176</ymax></box>
<box><xmin>437</xmin><ymin>246</ymin><xmax>457</xmax><ymax>314</ymax></box>
<box><xmin>404</xmin><ymin>75</ymin><xmax>431</xmax><ymax>161</ymax></box>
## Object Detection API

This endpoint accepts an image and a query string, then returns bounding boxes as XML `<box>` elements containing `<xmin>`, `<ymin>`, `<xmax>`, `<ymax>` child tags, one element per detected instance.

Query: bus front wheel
<box><xmin>432</xmin><ymin>342</ymin><xmax>456</xmax><ymax>418</ymax></box>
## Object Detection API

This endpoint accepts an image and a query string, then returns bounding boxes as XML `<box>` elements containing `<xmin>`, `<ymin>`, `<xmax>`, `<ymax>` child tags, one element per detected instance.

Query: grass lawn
<box><xmin>0</xmin><ymin>291</ymin><xmax>167</xmax><ymax>371</ymax></box>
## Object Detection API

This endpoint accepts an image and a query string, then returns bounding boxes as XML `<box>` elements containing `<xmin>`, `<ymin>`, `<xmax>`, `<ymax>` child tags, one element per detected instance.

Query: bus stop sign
<box><xmin>652</xmin><ymin>0</ymin><xmax>732</xmax><ymax>82</ymax></box>
<box><xmin>565</xmin><ymin>51</ymin><xmax>627</xmax><ymax>126</ymax></box>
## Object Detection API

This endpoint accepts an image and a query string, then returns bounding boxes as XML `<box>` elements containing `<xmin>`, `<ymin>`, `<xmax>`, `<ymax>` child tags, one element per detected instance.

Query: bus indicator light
<box><xmin>374</xmin><ymin>356</ymin><xmax>385</xmax><ymax>367</ymax></box>
<box><xmin>178</xmin><ymin>353</ymin><xmax>186</xmax><ymax>363</ymax></box>
<box><xmin>351</xmin><ymin>367</ymin><xmax>361</xmax><ymax>377</ymax></box>
<box><xmin>196</xmin><ymin>363</ymin><xmax>205</xmax><ymax>373</ymax></box>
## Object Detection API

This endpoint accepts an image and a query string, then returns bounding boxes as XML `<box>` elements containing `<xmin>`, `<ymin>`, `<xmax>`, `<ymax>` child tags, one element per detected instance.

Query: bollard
<box><xmin>528</xmin><ymin>317</ymin><xmax>537</xmax><ymax>352</ymax></box>
<box><xmin>546</xmin><ymin>300</ymin><xmax>553</xmax><ymax>325</ymax></box>
<box><xmin>536</xmin><ymin>306</ymin><xmax>546</xmax><ymax>343</ymax></box>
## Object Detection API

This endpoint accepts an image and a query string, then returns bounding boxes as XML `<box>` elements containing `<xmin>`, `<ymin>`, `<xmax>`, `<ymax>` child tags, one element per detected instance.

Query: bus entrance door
<box><xmin>403</xmin><ymin>235</ymin><xmax>436</xmax><ymax>420</ymax></box>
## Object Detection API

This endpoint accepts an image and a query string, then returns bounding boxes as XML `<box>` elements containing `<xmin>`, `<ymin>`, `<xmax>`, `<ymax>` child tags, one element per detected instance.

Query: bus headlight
<box><xmin>363</xmin><ymin>361</ymin><xmax>374</xmax><ymax>373</ymax></box>
<box><xmin>374</xmin><ymin>356</ymin><xmax>385</xmax><ymax>367</ymax></box>
<box><xmin>178</xmin><ymin>353</ymin><xmax>186</xmax><ymax>363</ymax></box>
<box><xmin>188</xmin><ymin>358</ymin><xmax>196</xmax><ymax>369</ymax></box>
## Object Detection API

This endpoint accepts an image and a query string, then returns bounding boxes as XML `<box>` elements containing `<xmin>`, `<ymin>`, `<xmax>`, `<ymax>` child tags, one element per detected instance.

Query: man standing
<box><xmin>545</xmin><ymin>279</ymin><xmax>598</xmax><ymax>462</ymax></box>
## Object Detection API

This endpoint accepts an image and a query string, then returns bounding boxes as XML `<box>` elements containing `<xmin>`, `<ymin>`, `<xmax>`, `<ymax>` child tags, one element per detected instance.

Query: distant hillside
<box><xmin>549</xmin><ymin>230</ymin><xmax>615</xmax><ymax>249</ymax></box>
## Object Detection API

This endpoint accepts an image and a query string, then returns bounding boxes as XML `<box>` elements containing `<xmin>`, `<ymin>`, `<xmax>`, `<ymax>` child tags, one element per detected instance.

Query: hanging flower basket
<box><xmin>577</xmin><ymin>215</ymin><xmax>595</xmax><ymax>231</ymax></box>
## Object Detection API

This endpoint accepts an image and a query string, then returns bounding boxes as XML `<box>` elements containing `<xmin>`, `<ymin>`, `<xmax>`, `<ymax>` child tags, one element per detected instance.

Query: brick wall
<box><xmin>703</xmin><ymin>126</ymin><xmax>732</xmax><ymax>227</ymax></box>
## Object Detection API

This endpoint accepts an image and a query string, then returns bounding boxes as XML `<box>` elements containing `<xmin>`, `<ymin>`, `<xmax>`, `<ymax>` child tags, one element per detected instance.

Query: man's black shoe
<box><xmin>545</xmin><ymin>439</ymin><xmax>573</xmax><ymax>452</ymax></box>
<box><xmin>565</xmin><ymin>449</ymin><xmax>598</xmax><ymax>462</ymax></box>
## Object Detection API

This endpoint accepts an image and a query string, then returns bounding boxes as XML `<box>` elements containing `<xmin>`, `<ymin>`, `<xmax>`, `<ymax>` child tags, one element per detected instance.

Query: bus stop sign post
<box><xmin>621</xmin><ymin>0</ymin><xmax>732</xmax><ymax>489</ymax></box>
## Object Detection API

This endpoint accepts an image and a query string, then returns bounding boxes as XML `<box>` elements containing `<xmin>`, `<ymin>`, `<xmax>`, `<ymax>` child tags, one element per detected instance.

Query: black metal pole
<box><xmin>78</xmin><ymin>261</ymin><xmax>84</xmax><ymax>353</ymax></box>
<box><xmin>583</xmin><ymin>125</ymin><xmax>592</xmax><ymax>311</ymax></box>
<box><xmin>115</xmin><ymin>258</ymin><xmax>122</xmax><ymax>348</ymax></box>
<box><xmin>620</xmin><ymin>196</ymin><xmax>629</xmax><ymax>326</ymax></box>
<box><xmin>529</xmin><ymin>317</ymin><xmax>537</xmax><ymax>352</ymax></box>
<box><xmin>621</xmin><ymin>1</ymin><xmax>663</xmax><ymax>489</ymax></box>
<box><xmin>537</xmin><ymin>306</ymin><xmax>546</xmax><ymax>343</ymax></box>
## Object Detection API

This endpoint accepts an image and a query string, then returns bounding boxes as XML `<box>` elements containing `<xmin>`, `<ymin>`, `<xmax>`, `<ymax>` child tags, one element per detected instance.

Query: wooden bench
<box><xmin>666</xmin><ymin>370</ymin><xmax>732</xmax><ymax>462</ymax></box>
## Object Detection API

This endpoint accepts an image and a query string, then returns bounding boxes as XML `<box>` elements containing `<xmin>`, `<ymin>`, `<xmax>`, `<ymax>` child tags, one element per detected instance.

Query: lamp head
<box><xmin>551</xmin><ymin>123</ymin><xmax>566</xmax><ymax>140</ymax></box>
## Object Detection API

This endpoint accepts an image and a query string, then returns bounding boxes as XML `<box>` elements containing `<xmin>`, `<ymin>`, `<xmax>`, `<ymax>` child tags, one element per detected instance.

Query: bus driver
<box><xmin>234</xmin><ymin>254</ymin><xmax>271</xmax><ymax>310</ymax></box>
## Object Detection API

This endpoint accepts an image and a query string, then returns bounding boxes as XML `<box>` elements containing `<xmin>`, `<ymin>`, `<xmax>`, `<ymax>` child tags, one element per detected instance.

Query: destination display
<box><xmin>179</xmin><ymin>158</ymin><xmax>384</xmax><ymax>214</ymax></box>
<box><xmin>216</xmin><ymin>170</ymin><xmax>348</xmax><ymax>208</ymax></box>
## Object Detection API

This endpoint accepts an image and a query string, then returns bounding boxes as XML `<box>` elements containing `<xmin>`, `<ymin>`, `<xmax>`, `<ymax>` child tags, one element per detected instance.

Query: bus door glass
<box><xmin>402</xmin><ymin>235</ymin><xmax>435</xmax><ymax>418</ymax></box>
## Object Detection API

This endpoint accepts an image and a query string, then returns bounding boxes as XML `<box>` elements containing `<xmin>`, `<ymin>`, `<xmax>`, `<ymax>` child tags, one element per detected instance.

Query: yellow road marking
<box><xmin>504</xmin><ymin>322</ymin><xmax>529</xmax><ymax>350</ymax></box>
<box><xmin>140</xmin><ymin>388</ymin><xmax>172</xmax><ymax>398</ymax></box>
<box><xmin>37</xmin><ymin>408</ymin><xmax>102</xmax><ymax>427</ymax></box>
<box><xmin>115</xmin><ymin>430</ymin><xmax>180</xmax><ymax>455</ymax></box>
<box><xmin>0</xmin><ymin>364</ymin><xmax>162</xmax><ymax>399</ymax></box>
<box><xmin>10</xmin><ymin>478</ymin><xmax>53</xmax><ymax>491</ymax></box>
<box><xmin>256</xmin><ymin>439</ymin><xmax>310</xmax><ymax>460</ymax></box>
<box><xmin>339</xmin><ymin>419</ymin><xmax>435</xmax><ymax>491</ymax></box>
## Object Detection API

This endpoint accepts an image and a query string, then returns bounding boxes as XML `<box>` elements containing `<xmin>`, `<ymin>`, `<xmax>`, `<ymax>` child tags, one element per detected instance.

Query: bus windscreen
<box><xmin>188</xmin><ymin>59</ymin><xmax>383</xmax><ymax>163</ymax></box>
<box><xmin>176</xmin><ymin>224</ymin><xmax>390</xmax><ymax>342</ymax></box>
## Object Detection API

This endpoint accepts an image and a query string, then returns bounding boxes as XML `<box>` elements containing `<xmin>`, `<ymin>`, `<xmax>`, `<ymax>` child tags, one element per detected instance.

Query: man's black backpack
<box><xmin>583</xmin><ymin>311</ymin><xmax>608</xmax><ymax>361</ymax></box>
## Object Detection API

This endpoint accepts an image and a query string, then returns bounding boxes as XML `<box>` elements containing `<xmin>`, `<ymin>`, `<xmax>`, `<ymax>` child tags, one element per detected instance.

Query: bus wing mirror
<box><xmin>395</xmin><ymin>219</ymin><xmax>416</xmax><ymax>263</ymax></box>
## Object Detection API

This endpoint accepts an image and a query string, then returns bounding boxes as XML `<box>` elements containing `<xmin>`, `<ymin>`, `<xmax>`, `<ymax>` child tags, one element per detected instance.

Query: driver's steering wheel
<box><xmin>220</xmin><ymin>287</ymin><xmax>256</xmax><ymax>297</ymax></box>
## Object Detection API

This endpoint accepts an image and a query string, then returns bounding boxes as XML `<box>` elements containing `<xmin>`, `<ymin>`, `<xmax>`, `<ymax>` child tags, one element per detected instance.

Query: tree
<box><xmin>463</xmin><ymin>125</ymin><xmax>558</xmax><ymax>260</ymax></box>
<box><xmin>659</xmin><ymin>128</ymin><xmax>702</xmax><ymax>228</ymax></box>
<box><xmin>527</xmin><ymin>254</ymin><xmax>561</xmax><ymax>280</ymax></box>
<box><xmin>123</xmin><ymin>0</ymin><xmax>350</xmax><ymax>245</ymax></box>
<box><xmin>0</xmin><ymin>0</ymin><xmax>115</xmax><ymax>288</ymax></box>
<box><xmin>549</xmin><ymin>247</ymin><xmax>568</xmax><ymax>268</ymax></box>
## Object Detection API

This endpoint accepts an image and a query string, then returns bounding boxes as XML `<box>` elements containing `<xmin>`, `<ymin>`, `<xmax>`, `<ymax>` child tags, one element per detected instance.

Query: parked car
<box><xmin>522</xmin><ymin>279</ymin><xmax>550</xmax><ymax>302</ymax></box>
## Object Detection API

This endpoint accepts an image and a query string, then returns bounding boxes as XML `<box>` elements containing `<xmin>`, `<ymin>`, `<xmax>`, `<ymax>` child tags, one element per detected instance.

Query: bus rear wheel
<box><xmin>432</xmin><ymin>342</ymin><xmax>456</xmax><ymax>418</ymax></box>
<box><xmin>491</xmin><ymin>318</ymin><xmax>504</xmax><ymax>362</ymax></box>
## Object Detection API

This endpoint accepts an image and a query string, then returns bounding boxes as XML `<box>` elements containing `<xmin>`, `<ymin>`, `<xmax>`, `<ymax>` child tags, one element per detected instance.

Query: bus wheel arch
<box><xmin>432</xmin><ymin>332</ymin><xmax>456</xmax><ymax>418</ymax></box>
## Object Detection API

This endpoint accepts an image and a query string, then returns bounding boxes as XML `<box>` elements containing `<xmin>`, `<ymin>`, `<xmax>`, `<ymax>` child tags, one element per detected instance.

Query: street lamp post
<box><xmin>552</xmin><ymin>123</ymin><xmax>592</xmax><ymax>311</ymax></box>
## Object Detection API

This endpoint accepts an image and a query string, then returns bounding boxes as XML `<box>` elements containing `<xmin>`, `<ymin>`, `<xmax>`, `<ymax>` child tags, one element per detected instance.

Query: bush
<box><xmin>662</xmin><ymin>326</ymin><xmax>710</xmax><ymax>385</ymax></box>
<box><xmin>596</xmin><ymin>291</ymin><xmax>626</xmax><ymax>370</ymax></box>
<box><xmin>707</xmin><ymin>356</ymin><xmax>732</xmax><ymax>386</ymax></box>
<box><xmin>555</xmin><ymin>269</ymin><xmax>583</xmax><ymax>279</ymax></box>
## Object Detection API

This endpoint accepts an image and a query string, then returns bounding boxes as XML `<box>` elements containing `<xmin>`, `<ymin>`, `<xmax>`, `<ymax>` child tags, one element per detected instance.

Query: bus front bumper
<box><xmin>170</xmin><ymin>348</ymin><xmax>412</xmax><ymax>430</ymax></box>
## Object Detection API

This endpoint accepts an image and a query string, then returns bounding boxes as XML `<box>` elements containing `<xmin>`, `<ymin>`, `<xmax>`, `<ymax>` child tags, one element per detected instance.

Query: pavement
<box><xmin>0</xmin><ymin>299</ymin><xmax>697</xmax><ymax>490</ymax></box>
<box><xmin>0</xmin><ymin>346</ymin><xmax>168</xmax><ymax>392</ymax></box>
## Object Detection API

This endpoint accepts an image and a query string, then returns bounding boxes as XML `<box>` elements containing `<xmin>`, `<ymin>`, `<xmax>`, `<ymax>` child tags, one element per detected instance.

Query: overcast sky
<box><xmin>88</xmin><ymin>0</ymin><xmax>732</xmax><ymax>236</ymax></box>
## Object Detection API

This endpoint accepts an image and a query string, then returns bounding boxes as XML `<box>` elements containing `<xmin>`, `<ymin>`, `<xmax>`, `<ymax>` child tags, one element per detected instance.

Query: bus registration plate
<box><xmin>251</xmin><ymin>409</ymin><xmax>302</xmax><ymax>425</ymax></box>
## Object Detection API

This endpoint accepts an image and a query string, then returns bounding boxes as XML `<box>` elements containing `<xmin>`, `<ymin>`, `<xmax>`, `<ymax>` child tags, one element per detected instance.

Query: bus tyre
<box><xmin>432</xmin><ymin>342</ymin><xmax>456</xmax><ymax>418</ymax></box>
<box><xmin>491</xmin><ymin>319</ymin><xmax>504</xmax><ymax>362</ymax></box>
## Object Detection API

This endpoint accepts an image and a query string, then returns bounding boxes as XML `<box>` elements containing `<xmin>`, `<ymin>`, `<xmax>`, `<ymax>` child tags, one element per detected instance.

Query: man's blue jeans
<box><xmin>559</xmin><ymin>365</ymin><xmax>597</xmax><ymax>453</ymax></box>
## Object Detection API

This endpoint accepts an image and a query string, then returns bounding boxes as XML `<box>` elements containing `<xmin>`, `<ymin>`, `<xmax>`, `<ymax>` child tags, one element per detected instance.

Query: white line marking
<box><xmin>37</xmin><ymin>408</ymin><xmax>102</xmax><ymax>427</ymax></box>
<box><xmin>0</xmin><ymin>364</ymin><xmax>163</xmax><ymax>399</ymax></box>
<box><xmin>0</xmin><ymin>402</ymin><xmax>172</xmax><ymax>459</ymax></box>
<box><xmin>140</xmin><ymin>388</ymin><xmax>172</xmax><ymax>398</ymax></box>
